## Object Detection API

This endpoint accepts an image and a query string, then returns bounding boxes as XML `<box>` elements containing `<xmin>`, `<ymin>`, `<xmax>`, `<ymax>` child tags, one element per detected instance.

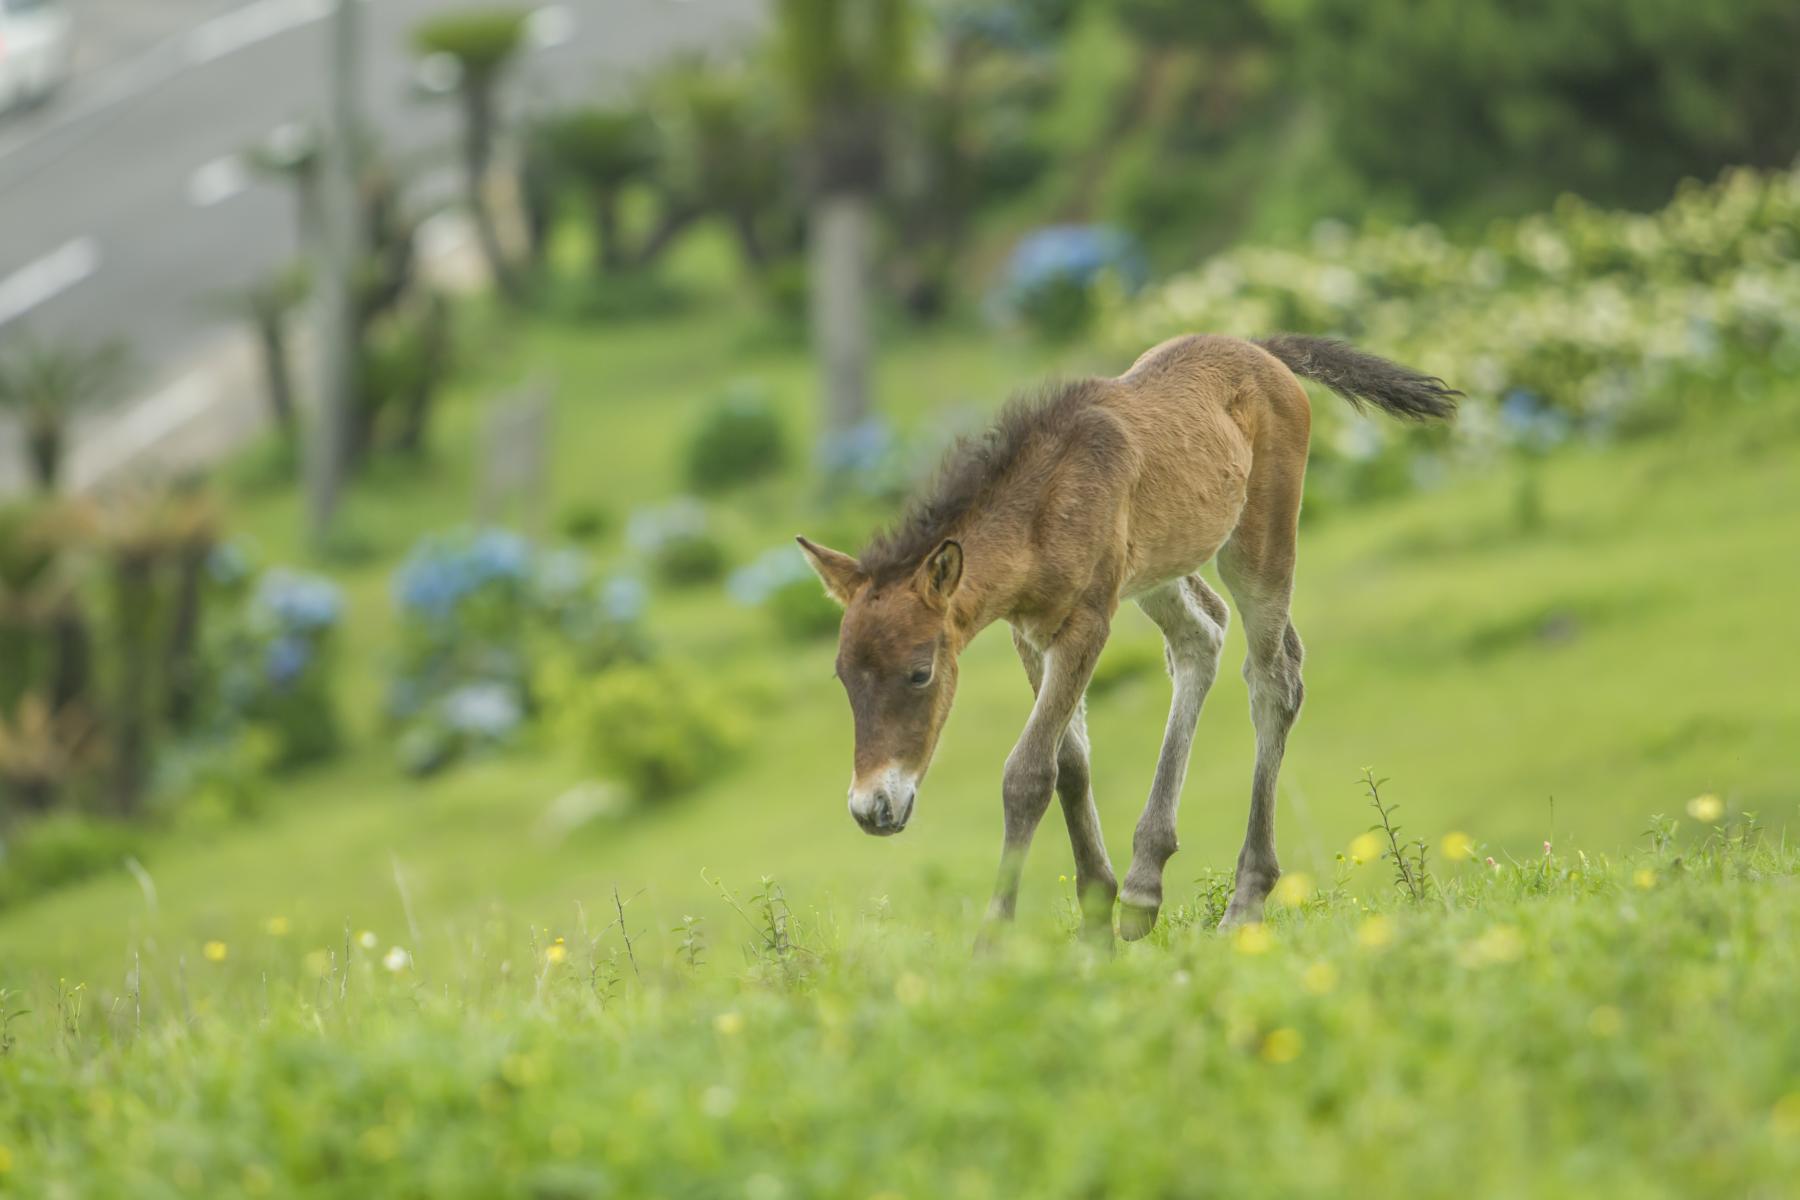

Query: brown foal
<box><xmin>800</xmin><ymin>333</ymin><xmax>1457</xmax><ymax>941</ymax></box>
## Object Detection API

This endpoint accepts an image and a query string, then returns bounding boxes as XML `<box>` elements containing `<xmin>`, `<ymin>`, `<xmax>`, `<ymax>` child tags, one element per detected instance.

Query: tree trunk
<box><xmin>25</xmin><ymin>414</ymin><xmax>62</xmax><ymax>493</ymax></box>
<box><xmin>50</xmin><ymin>602</ymin><xmax>90</xmax><ymax>715</ymax></box>
<box><xmin>109</xmin><ymin>549</ymin><xmax>158</xmax><ymax>817</ymax></box>
<box><xmin>594</xmin><ymin>186</ymin><xmax>623</xmax><ymax>275</ymax></box>
<box><xmin>394</xmin><ymin>294</ymin><xmax>451</xmax><ymax>455</ymax></box>
<box><xmin>1061</xmin><ymin>46</ymin><xmax>1179</xmax><ymax>221</ymax></box>
<box><xmin>461</xmin><ymin>84</ymin><xmax>522</xmax><ymax>303</ymax></box>
<box><xmin>163</xmin><ymin>538</ymin><xmax>210</xmax><ymax>728</ymax></box>
<box><xmin>809</xmin><ymin>191</ymin><xmax>874</xmax><ymax>440</ymax></box>
<box><xmin>632</xmin><ymin>203</ymin><xmax>699</xmax><ymax>269</ymax></box>
<box><xmin>254</xmin><ymin>307</ymin><xmax>298</xmax><ymax>437</ymax></box>
<box><xmin>730</xmin><ymin>207</ymin><xmax>770</xmax><ymax>275</ymax></box>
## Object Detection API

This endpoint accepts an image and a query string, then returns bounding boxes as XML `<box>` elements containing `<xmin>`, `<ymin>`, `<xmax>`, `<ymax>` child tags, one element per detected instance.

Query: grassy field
<box><xmin>2</xmin><ymin>257</ymin><xmax>1798</xmax><ymax>1194</ymax></box>
<box><xmin>4</xmin><ymin>832</ymin><xmax>1799</xmax><ymax>1197</ymax></box>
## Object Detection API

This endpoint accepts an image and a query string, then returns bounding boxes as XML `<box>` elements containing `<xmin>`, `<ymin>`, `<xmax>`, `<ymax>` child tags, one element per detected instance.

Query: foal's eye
<box><xmin>908</xmin><ymin>667</ymin><xmax>933</xmax><ymax>688</ymax></box>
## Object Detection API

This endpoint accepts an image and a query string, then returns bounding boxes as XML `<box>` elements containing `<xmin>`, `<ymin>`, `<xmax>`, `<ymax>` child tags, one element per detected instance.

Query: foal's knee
<box><xmin>1001</xmin><ymin>752</ymin><xmax>1057</xmax><ymax>820</ymax></box>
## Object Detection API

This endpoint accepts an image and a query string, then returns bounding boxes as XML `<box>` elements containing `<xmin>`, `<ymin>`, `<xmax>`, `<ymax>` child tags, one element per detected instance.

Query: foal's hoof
<box><xmin>1216</xmin><ymin>904</ymin><xmax>1263</xmax><ymax>931</ymax></box>
<box><xmin>1118</xmin><ymin>900</ymin><xmax>1160</xmax><ymax>942</ymax></box>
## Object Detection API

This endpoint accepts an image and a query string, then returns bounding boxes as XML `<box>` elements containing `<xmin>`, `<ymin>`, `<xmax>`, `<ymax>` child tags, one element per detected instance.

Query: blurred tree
<box><xmin>889</xmin><ymin>2</ymin><xmax>1066</xmax><ymax>317</ymax></box>
<box><xmin>0</xmin><ymin>336</ymin><xmax>127</xmax><ymax>493</ymax></box>
<box><xmin>771</xmin><ymin>0</ymin><xmax>914</xmax><ymax>441</ymax></box>
<box><xmin>214</xmin><ymin>265</ymin><xmax>309</xmax><ymax>442</ymax></box>
<box><xmin>534</xmin><ymin>106</ymin><xmax>659</xmax><ymax>275</ymax></box>
<box><xmin>645</xmin><ymin>60</ymin><xmax>796</xmax><ymax>277</ymax></box>
<box><xmin>413</xmin><ymin>8</ymin><xmax>530</xmax><ymax>302</ymax></box>
<box><xmin>1277</xmin><ymin>0</ymin><xmax>1800</xmax><ymax>219</ymax></box>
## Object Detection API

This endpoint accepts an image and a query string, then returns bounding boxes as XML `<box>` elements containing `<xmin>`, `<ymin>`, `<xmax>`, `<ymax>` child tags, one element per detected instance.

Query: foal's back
<box><xmin>1098</xmin><ymin>334</ymin><xmax>1312</xmax><ymax>597</ymax></box>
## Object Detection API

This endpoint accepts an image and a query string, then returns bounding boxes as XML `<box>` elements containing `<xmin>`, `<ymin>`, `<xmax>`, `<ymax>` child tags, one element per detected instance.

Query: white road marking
<box><xmin>188</xmin><ymin>154</ymin><xmax>250</xmax><ymax>208</ymax></box>
<box><xmin>185</xmin><ymin>0</ymin><xmax>333</xmax><ymax>68</ymax></box>
<box><xmin>0</xmin><ymin>236</ymin><xmax>101</xmax><ymax>328</ymax></box>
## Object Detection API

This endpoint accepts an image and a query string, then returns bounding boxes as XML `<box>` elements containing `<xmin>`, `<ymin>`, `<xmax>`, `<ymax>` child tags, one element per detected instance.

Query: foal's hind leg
<box><xmin>1118</xmin><ymin>575</ymin><xmax>1228</xmax><ymax>941</ymax></box>
<box><xmin>1216</xmin><ymin>458</ymin><xmax>1307</xmax><ymax>927</ymax></box>
<box><xmin>1014</xmin><ymin>630</ymin><xmax>1118</xmax><ymax>942</ymax></box>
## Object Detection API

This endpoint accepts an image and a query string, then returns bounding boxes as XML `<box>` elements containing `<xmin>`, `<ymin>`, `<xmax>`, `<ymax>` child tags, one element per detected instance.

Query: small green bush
<box><xmin>683</xmin><ymin>384</ymin><xmax>788</xmax><ymax>494</ymax></box>
<box><xmin>565</xmin><ymin>664</ymin><xmax>743</xmax><ymax>801</ymax></box>
<box><xmin>763</xmin><ymin>576</ymin><xmax>842</xmax><ymax>641</ymax></box>
<box><xmin>628</xmin><ymin>500</ymin><xmax>728</xmax><ymax>588</ymax></box>
<box><xmin>0</xmin><ymin>812</ymin><xmax>139</xmax><ymax>907</ymax></box>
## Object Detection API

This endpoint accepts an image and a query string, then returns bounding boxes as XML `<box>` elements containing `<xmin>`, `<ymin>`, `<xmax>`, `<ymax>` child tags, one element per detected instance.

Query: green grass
<box><xmin>5</xmin><ymin>833</ymin><xmax>1799</xmax><ymax>1197</ymax></box>
<box><xmin>1</xmin><ymin>266</ymin><xmax>1798</xmax><ymax>1194</ymax></box>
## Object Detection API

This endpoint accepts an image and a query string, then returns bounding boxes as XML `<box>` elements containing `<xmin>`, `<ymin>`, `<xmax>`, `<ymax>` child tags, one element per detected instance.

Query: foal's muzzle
<box><xmin>849</xmin><ymin>770</ymin><xmax>916</xmax><ymax>836</ymax></box>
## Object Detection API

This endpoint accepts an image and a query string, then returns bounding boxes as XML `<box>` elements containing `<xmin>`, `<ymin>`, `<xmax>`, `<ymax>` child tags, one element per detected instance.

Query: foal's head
<box><xmin>797</xmin><ymin>535</ymin><xmax>965</xmax><ymax>836</ymax></box>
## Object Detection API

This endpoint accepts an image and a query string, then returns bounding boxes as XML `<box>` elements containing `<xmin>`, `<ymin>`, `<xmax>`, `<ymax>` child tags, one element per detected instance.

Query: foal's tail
<box><xmin>1254</xmin><ymin>334</ymin><xmax>1459</xmax><ymax>422</ymax></box>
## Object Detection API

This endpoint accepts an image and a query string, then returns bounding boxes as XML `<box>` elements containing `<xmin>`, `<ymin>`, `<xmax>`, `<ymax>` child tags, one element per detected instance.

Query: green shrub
<box><xmin>683</xmin><ymin>384</ymin><xmax>789</xmax><ymax>494</ymax></box>
<box><xmin>557</xmin><ymin>503</ymin><xmax>612</xmax><ymax>543</ymax></box>
<box><xmin>0</xmin><ymin>812</ymin><xmax>139</xmax><ymax>907</ymax></box>
<box><xmin>628</xmin><ymin>500</ymin><xmax>728</xmax><ymax>587</ymax></box>
<box><xmin>564</xmin><ymin>664</ymin><xmax>743</xmax><ymax>801</ymax></box>
<box><xmin>764</xmin><ymin>577</ymin><xmax>842</xmax><ymax>641</ymax></box>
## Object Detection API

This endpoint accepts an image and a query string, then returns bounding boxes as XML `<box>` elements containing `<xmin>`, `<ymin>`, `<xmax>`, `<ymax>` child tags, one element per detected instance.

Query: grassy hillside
<box><xmin>4</xmin><ymin>834</ymin><xmax>1798</xmax><ymax>1197</ymax></box>
<box><xmin>1</xmin><ymin>285</ymin><xmax>1796</xmax><ymax>984</ymax></box>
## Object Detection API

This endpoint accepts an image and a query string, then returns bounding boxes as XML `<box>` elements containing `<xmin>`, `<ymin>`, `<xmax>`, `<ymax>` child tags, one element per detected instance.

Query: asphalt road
<box><xmin>0</xmin><ymin>0</ymin><xmax>760</xmax><ymax>378</ymax></box>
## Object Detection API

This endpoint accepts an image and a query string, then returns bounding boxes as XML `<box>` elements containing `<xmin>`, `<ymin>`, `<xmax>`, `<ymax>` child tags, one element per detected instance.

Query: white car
<box><xmin>0</xmin><ymin>0</ymin><xmax>74</xmax><ymax>113</ymax></box>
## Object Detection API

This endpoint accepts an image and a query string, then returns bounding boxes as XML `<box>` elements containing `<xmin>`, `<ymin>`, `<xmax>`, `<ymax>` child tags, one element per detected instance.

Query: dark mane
<box><xmin>859</xmin><ymin>379</ymin><xmax>1102</xmax><ymax>585</ymax></box>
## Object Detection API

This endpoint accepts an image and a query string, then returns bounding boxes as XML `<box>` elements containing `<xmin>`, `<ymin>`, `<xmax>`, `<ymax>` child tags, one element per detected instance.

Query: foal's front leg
<box><xmin>983</xmin><ymin>610</ymin><xmax>1110</xmax><ymax>936</ymax></box>
<box><xmin>1012</xmin><ymin>628</ymin><xmax>1118</xmax><ymax>943</ymax></box>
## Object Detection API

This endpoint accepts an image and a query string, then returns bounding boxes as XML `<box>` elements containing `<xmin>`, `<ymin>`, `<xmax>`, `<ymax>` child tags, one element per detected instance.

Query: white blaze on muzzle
<box><xmin>848</xmin><ymin>764</ymin><xmax>917</xmax><ymax>836</ymax></box>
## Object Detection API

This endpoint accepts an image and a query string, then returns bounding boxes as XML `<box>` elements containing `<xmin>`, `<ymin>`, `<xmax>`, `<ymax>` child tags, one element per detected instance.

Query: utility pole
<box><xmin>307</xmin><ymin>0</ymin><xmax>364</xmax><ymax>546</ymax></box>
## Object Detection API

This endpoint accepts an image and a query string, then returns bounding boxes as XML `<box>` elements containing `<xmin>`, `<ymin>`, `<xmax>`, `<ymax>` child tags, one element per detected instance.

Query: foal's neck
<box><xmin>942</xmin><ymin>518</ymin><xmax>1030</xmax><ymax>653</ymax></box>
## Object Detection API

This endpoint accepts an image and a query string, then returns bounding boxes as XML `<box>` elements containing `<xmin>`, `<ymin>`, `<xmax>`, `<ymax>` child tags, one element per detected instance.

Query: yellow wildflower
<box><xmin>1587</xmin><ymin>1005</ymin><xmax>1623</xmax><ymax>1038</ymax></box>
<box><xmin>359</xmin><ymin>1126</ymin><xmax>398</xmax><ymax>1163</ymax></box>
<box><xmin>894</xmin><ymin>973</ymin><xmax>927</xmax><ymax>1006</ymax></box>
<box><xmin>202</xmin><ymin>940</ymin><xmax>228</xmax><ymax>963</ymax></box>
<box><xmin>1773</xmin><ymin>1092</ymin><xmax>1800</xmax><ymax>1139</ymax></box>
<box><xmin>1232</xmin><ymin>924</ymin><xmax>1273</xmax><ymax>955</ymax></box>
<box><xmin>1686</xmin><ymin>793</ymin><xmax>1724</xmax><ymax>823</ymax></box>
<box><xmin>1271</xmin><ymin>872</ymin><xmax>1313</xmax><ymax>907</ymax></box>
<box><xmin>1459</xmin><ymin>924</ymin><xmax>1525</xmax><ymax>967</ymax></box>
<box><xmin>549</xmin><ymin>1125</ymin><xmax>582</xmax><ymax>1157</ymax></box>
<box><xmin>1260</xmin><ymin>1027</ymin><xmax>1303</xmax><ymax>1064</ymax></box>
<box><xmin>1633</xmin><ymin>867</ymin><xmax>1656</xmax><ymax>890</ymax></box>
<box><xmin>1301</xmin><ymin>960</ymin><xmax>1338</xmax><ymax>996</ymax></box>
<box><xmin>1441</xmin><ymin>831</ymin><xmax>1474</xmax><ymax>862</ymax></box>
<box><xmin>1348</xmin><ymin>832</ymin><xmax>1383</xmax><ymax>865</ymax></box>
<box><xmin>714</xmin><ymin>1011</ymin><xmax>744</xmax><ymax>1036</ymax></box>
<box><xmin>1356</xmin><ymin>915</ymin><xmax>1393</xmax><ymax>950</ymax></box>
<box><xmin>545</xmin><ymin>937</ymin><xmax>567</xmax><ymax>965</ymax></box>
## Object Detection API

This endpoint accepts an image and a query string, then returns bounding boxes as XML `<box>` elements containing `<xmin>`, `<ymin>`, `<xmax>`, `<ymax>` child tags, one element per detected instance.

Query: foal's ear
<box><xmin>795</xmin><ymin>536</ymin><xmax>865</xmax><ymax>607</ymax></box>
<box><xmin>919</xmin><ymin>539</ymin><xmax>963</xmax><ymax>604</ymax></box>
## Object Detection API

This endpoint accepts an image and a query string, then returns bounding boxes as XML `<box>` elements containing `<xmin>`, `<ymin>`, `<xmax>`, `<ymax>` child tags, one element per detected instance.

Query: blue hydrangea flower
<box><xmin>264</xmin><ymin>634</ymin><xmax>312</xmax><ymax>689</ymax></box>
<box><xmin>1006</xmin><ymin>225</ymin><xmax>1147</xmax><ymax>298</ymax></box>
<box><xmin>468</xmin><ymin>528</ymin><xmax>532</xmax><ymax>583</ymax></box>
<box><xmin>256</xmin><ymin>569</ymin><xmax>342</xmax><ymax>634</ymax></box>
<box><xmin>441</xmin><ymin>682</ymin><xmax>524</xmax><ymax>741</ymax></box>
<box><xmin>728</xmin><ymin>546</ymin><xmax>815</xmax><ymax>607</ymax></box>
<box><xmin>626</xmin><ymin>499</ymin><xmax>709</xmax><ymax>555</ymax></box>
<box><xmin>600</xmin><ymin>575</ymin><xmax>648</xmax><ymax>624</ymax></box>
<box><xmin>817</xmin><ymin>418</ymin><xmax>894</xmax><ymax>478</ymax></box>
<box><xmin>207</xmin><ymin>540</ymin><xmax>254</xmax><ymax>588</ymax></box>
